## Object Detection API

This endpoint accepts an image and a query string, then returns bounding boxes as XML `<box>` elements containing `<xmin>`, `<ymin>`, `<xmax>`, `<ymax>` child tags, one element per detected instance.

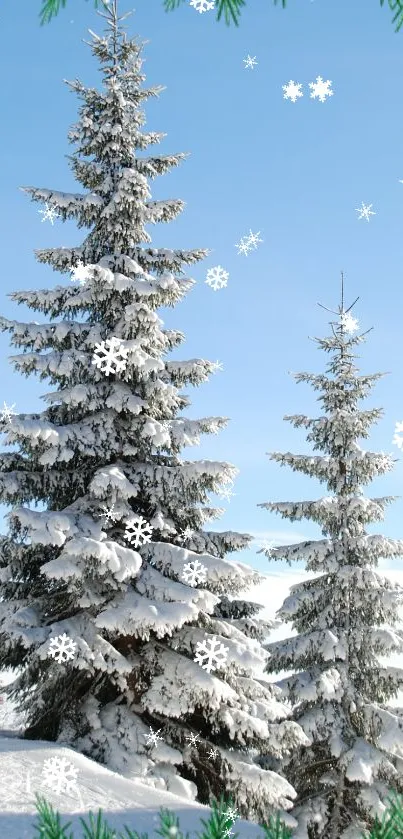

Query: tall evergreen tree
<box><xmin>0</xmin><ymin>0</ymin><xmax>308</xmax><ymax>823</ymax></box>
<box><xmin>257</xmin><ymin>284</ymin><xmax>403</xmax><ymax>838</ymax></box>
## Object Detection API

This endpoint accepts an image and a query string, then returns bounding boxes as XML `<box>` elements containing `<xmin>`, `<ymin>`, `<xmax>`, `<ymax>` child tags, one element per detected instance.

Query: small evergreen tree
<box><xmin>257</xmin><ymin>283</ymin><xmax>403</xmax><ymax>838</ymax></box>
<box><xmin>0</xmin><ymin>0</ymin><xmax>308</xmax><ymax>823</ymax></box>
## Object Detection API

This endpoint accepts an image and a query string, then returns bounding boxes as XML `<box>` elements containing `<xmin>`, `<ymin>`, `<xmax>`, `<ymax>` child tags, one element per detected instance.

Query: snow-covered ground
<box><xmin>2</xmin><ymin>567</ymin><xmax>403</xmax><ymax>838</ymax></box>
<box><xmin>0</xmin><ymin>675</ymin><xmax>264</xmax><ymax>839</ymax></box>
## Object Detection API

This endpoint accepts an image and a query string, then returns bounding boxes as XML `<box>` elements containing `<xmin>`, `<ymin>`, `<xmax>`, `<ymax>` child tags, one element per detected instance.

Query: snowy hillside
<box><xmin>0</xmin><ymin>664</ymin><xmax>264</xmax><ymax>839</ymax></box>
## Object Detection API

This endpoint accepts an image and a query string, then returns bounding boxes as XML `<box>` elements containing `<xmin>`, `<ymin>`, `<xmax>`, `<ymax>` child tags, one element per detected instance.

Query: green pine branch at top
<box><xmin>31</xmin><ymin>789</ymin><xmax>403</xmax><ymax>839</ymax></box>
<box><xmin>38</xmin><ymin>0</ymin><xmax>403</xmax><ymax>30</ymax></box>
<box><xmin>39</xmin><ymin>0</ymin><xmax>100</xmax><ymax>25</ymax></box>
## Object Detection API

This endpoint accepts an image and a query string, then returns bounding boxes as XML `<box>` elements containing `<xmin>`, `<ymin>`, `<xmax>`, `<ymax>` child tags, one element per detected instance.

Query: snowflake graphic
<box><xmin>181</xmin><ymin>526</ymin><xmax>194</xmax><ymax>542</ymax></box>
<box><xmin>41</xmin><ymin>756</ymin><xmax>79</xmax><ymax>795</ymax></box>
<box><xmin>309</xmin><ymin>76</ymin><xmax>333</xmax><ymax>102</ymax></box>
<box><xmin>48</xmin><ymin>632</ymin><xmax>77</xmax><ymax>664</ymax></box>
<box><xmin>145</xmin><ymin>726</ymin><xmax>164</xmax><ymax>748</ymax></box>
<box><xmin>92</xmin><ymin>336</ymin><xmax>129</xmax><ymax>377</ymax></box>
<box><xmin>0</xmin><ymin>402</ymin><xmax>17</xmax><ymax>424</ymax></box>
<box><xmin>124</xmin><ymin>515</ymin><xmax>153</xmax><ymax>548</ymax></box>
<box><xmin>235</xmin><ymin>229</ymin><xmax>263</xmax><ymax>256</ymax></box>
<box><xmin>70</xmin><ymin>260</ymin><xmax>91</xmax><ymax>286</ymax></box>
<box><xmin>205</xmin><ymin>265</ymin><xmax>229</xmax><ymax>291</ymax></box>
<box><xmin>39</xmin><ymin>203</ymin><xmax>60</xmax><ymax>225</ymax></box>
<box><xmin>207</xmin><ymin>747</ymin><xmax>219</xmax><ymax>759</ymax></box>
<box><xmin>98</xmin><ymin>503</ymin><xmax>119</xmax><ymax>524</ymax></box>
<box><xmin>247</xmin><ymin>230</ymin><xmax>263</xmax><ymax>249</ymax></box>
<box><xmin>194</xmin><ymin>635</ymin><xmax>229</xmax><ymax>673</ymax></box>
<box><xmin>189</xmin><ymin>0</ymin><xmax>215</xmax><ymax>12</ymax></box>
<box><xmin>393</xmin><ymin>421</ymin><xmax>403</xmax><ymax>450</ymax></box>
<box><xmin>356</xmin><ymin>202</ymin><xmax>376</xmax><ymax>222</ymax></box>
<box><xmin>243</xmin><ymin>55</ymin><xmax>258</xmax><ymax>70</ymax></box>
<box><xmin>182</xmin><ymin>559</ymin><xmax>208</xmax><ymax>587</ymax></box>
<box><xmin>223</xmin><ymin>806</ymin><xmax>239</xmax><ymax>823</ymax></box>
<box><xmin>211</xmin><ymin>360</ymin><xmax>224</xmax><ymax>373</ymax></box>
<box><xmin>235</xmin><ymin>238</ymin><xmax>252</xmax><ymax>256</ymax></box>
<box><xmin>282</xmin><ymin>80</ymin><xmax>303</xmax><ymax>103</ymax></box>
<box><xmin>185</xmin><ymin>732</ymin><xmax>201</xmax><ymax>747</ymax></box>
<box><xmin>340</xmin><ymin>311</ymin><xmax>359</xmax><ymax>334</ymax></box>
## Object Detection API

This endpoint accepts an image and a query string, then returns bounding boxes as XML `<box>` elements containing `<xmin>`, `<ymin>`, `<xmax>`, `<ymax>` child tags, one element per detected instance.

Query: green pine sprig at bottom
<box><xmin>31</xmin><ymin>790</ymin><xmax>403</xmax><ymax>839</ymax></box>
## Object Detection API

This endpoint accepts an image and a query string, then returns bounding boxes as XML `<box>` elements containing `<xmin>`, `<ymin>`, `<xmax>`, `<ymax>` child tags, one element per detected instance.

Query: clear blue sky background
<box><xmin>1</xmin><ymin>0</ymin><xmax>403</xmax><ymax>581</ymax></box>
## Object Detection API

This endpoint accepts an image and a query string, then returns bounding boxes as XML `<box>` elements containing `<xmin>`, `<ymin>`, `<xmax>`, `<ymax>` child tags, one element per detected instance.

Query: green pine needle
<box><xmin>33</xmin><ymin>794</ymin><xmax>74</xmax><ymax>839</ymax></box>
<box><xmin>39</xmin><ymin>0</ymin><xmax>100</xmax><ymax>25</ymax></box>
<box><xmin>380</xmin><ymin>0</ymin><xmax>403</xmax><ymax>31</ymax></box>
<box><xmin>38</xmin><ymin>0</ymin><xmax>403</xmax><ymax>31</ymax></box>
<box><xmin>260</xmin><ymin>813</ymin><xmax>293</xmax><ymax>839</ymax></box>
<box><xmin>79</xmin><ymin>809</ymin><xmax>117</xmax><ymax>838</ymax></box>
<box><xmin>155</xmin><ymin>808</ymin><xmax>190</xmax><ymax>839</ymax></box>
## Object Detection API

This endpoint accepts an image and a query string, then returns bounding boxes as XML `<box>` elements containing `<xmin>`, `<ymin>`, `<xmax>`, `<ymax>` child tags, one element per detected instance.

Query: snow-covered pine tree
<box><xmin>257</xmin><ymin>283</ymin><xmax>403</xmax><ymax>838</ymax></box>
<box><xmin>0</xmin><ymin>0</ymin><xmax>308</xmax><ymax>823</ymax></box>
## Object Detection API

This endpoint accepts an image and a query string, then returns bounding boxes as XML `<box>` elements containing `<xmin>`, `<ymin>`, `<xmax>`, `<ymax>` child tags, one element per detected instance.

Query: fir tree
<box><xmin>0</xmin><ymin>0</ymin><xmax>308</xmax><ymax>823</ymax></box>
<box><xmin>257</xmin><ymin>281</ymin><xmax>403</xmax><ymax>838</ymax></box>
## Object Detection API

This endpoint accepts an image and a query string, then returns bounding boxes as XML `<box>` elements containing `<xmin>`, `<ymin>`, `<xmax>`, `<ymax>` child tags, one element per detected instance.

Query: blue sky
<box><xmin>1</xmin><ymin>0</ymin><xmax>403</xmax><ymax>580</ymax></box>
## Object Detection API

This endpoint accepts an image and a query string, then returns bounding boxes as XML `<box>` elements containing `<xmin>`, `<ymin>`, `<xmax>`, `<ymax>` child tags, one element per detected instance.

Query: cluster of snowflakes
<box><xmin>144</xmin><ymin>726</ymin><xmax>239</xmax><ymax>835</ymax></box>
<box><xmin>204</xmin><ymin>231</ymin><xmax>262</xmax><ymax>294</ymax></box>
<box><xmin>283</xmin><ymin>77</ymin><xmax>333</xmax><ymax>103</ymax></box>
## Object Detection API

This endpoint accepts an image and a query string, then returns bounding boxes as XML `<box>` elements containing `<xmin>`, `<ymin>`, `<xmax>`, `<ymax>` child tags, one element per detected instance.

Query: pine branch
<box><xmin>33</xmin><ymin>794</ymin><xmax>73</xmax><ymax>839</ymax></box>
<box><xmin>260</xmin><ymin>813</ymin><xmax>293</xmax><ymax>839</ymax></box>
<box><xmin>38</xmin><ymin>0</ymin><xmax>403</xmax><ymax>30</ymax></box>
<box><xmin>39</xmin><ymin>0</ymin><xmax>100</xmax><ymax>25</ymax></box>
<box><xmin>380</xmin><ymin>0</ymin><xmax>403</xmax><ymax>31</ymax></box>
<box><xmin>80</xmin><ymin>809</ymin><xmax>118</xmax><ymax>838</ymax></box>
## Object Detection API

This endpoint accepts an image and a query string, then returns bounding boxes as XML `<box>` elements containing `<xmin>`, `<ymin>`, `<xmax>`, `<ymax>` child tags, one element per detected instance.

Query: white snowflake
<box><xmin>92</xmin><ymin>336</ymin><xmax>129</xmax><ymax>377</ymax></box>
<box><xmin>211</xmin><ymin>360</ymin><xmax>224</xmax><ymax>373</ymax></box>
<box><xmin>235</xmin><ymin>237</ymin><xmax>252</xmax><ymax>256</ymax></box>
<box><xmin>194</xmin><ymin>634</ymin><xmax>229</xmax><ymax>673</ymax></box>
<box><xmin>246</xmin><ymin>229</ymin><xmax>263</xmax><ymax>249</ymax></box>
<box><xmin>340</xmin><ymin>311</ymin><xmax>359</xmax><ymax>334</ymax></box>
<box><xmin>393</xmin><ymin>421</ymin><xmax>403</xmax><ymax>450</ymax></box>
<box><xmin>189</xmin><ymin>0</ymin><xmax>215</xmax><ymax>12</ymax></box>
<box><xmin>223</xmin><ymin>806</ymin><xmax>239</xmax><ymax>822</ymax></box>
<box><xmin>185</xmin><ymin>732</ymin><xmax>201</xmax><ymax>747</ymax></box>
<box><xmin>309</xmin><ymin>76</ymin><xmax>333</xmax><ymax>102</ymax></box>
<box><xmin>243</xmin><ymin>55</ymin><xmax>258</xmax><ymax>70</ymax></box>
<box><xmin>282</xmin><ymin>80</ymin><xmax>303</xmax><ymax>102</ymax></box>
<box><xmin>145</xmin><ymin>726</ymin><xmax>163</xmax><ymax>748</ymax></box>
<box><xmin>207</xmin><ymin>747</ymin><xmax>219</xmax><ymax>759</ymax></box>
<box><xmin>70</xmin><ymin>260</ymin><xmax>91</xmax><ymax>286</ymax></box>
<box><xmin>98</xmin><ymin>503</ymin><xmax>119</xmax><ymax>524</ymax></box>
<box><xmin>205</xmin><ymin>265</ymin><xmax>229</xmax><ymax>291</ymax></box>
<box><xmin>356</xmin><ymin>202</ymin><xmax>376</xmax><ymax>222</ymax></box>
<box><xmin>124</xmin><ymin>515</ymin><xmax>153</xmax><ymax>548</ymax></box>
<box><xmin>0</xmin><ymin>402</ymin><xmax>17</xmax><ymax>424</ymax></box>
<box><xmin>39</xmin><ymin>203</ymin><xmax>60</xmax><ymax>225</ymax></box>
<box><xmin>41</xmin><ymin>756</ymin><xmax>79</xmax><ymax>795</ymax></box>
<box><xmin>181</xmin><ymin>526</ymin><xmax>194</xmax><ymax>542</ymax></box>
<box><xmin>182</xmin><ymin>559</ymin><xmax>208</xmax><ymax>587</ymax></box>
<box><xmin>48</xmin><ymin>632</ymin><xmax>77</xmax><ymax>664</ymax></box>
